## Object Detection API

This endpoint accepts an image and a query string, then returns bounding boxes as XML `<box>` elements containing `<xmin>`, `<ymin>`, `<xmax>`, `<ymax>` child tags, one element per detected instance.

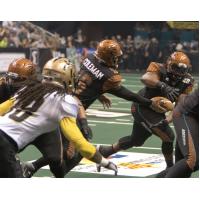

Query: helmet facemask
<box><xmin>168</xmin><ymin>63</ymin><xmax>190</xmax><ymax>77</ymax></box>
<box><xmin>42</xmin><ymin>57</ymin><xmax>76</xmax><ymax>93</ymax></box>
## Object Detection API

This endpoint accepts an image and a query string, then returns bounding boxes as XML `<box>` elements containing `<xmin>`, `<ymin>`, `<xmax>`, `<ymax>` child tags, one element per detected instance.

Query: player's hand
<box><xmin>79</xmin><ymin>118</ymin><xmax>93</xmax><ymax>140</ymax></box>
<box><xmin>98</xmin><ymin>95</ymin><xmax>112</xmax><ymax>109</ymax></box>
<box><xmin>158</xmin><ymin>82</ymin><xmax>180</xmax><ymax>102</ymax></box>
<box><xmin>97</xmin><ymin>161</ymin><xmax>118</xmax><ymax>176</ymax></box>
<box><xmin>150</xmin><ymin>98</ymin><xmax>167</xmax><ymax>113</ymax></box>
<box><xmin>164</xmin><ymin>86</ymin><xmax>179</xmax><ymax>102</ymax></box>
<box><xmin>97</xmin><ymin>156</ymin><xmax>118</xmax><ymax>176</ymax></box>
<box><xmin>104</xmin><ymin>161</ymin><xmax>118</xmax><ymax>176</ymax></box>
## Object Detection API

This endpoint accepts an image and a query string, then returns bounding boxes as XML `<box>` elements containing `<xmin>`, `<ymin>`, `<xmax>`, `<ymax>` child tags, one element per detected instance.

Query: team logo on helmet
<box><xmin>42</xmin><ymin>57</ymin><xmax>76</xmax><ymax>90</ymax></box>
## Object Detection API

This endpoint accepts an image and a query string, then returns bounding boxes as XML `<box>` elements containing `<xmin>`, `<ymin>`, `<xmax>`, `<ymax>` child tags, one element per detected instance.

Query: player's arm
<box><xmin>98</xmin><ymin>94</ymin><xmax>112</xmax><ymax>109</ymax></box>
<box><xmin>104</xmin><ymin>74</ymin><xmax>152</xmax><ymax>106</ymax></box>
<box><xmin>0</xmin><ymin>98</ymin><xmax>15</xmax><ymax>116</ymax></box>
<box><xmin>74</xmin><ymin>96</ymin><xmax>93</xmax><ymax>140</ymax></box>
<box><xmin>142</xmin><ymin>62</ymin><xmax>179</xmax><ymax>102</ymax></box>
<box><xmin>109</xmin><ymin>85</ymin><xmax>152</xmax><ymax>106</ymax></box>
<box><xmin>104</xmin><ymin>74</ymin><xmax>166</xmax><ymax>112</ymax></box>
<box><xmin>59</xmin><ymin>117</ymin><xmax>117</xmax><ymax>174</ymax></box>
<box><xmin>140</xmin><ymin>62</ymin><xmax>161</xmax><ymax>87</ymax></box>
<box><xmin>174</xmin><ymin>88</ymin><xmax>198</xmax><ymax>115</ymax></box>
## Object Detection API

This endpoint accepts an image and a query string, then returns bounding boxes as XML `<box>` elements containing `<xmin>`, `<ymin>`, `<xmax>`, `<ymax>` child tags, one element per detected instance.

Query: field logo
<box><xmin>72</xmin><ymin>151</ymin><xmax>166</xmax><ymax>177</ymax></box>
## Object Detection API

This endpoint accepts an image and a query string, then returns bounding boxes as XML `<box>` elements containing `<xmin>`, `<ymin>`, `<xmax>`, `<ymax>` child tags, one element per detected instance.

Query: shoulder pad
<box><xmin>147</xmin><ymin>62</ymin><xmax>162</xmax><ymax>72</ymax></box>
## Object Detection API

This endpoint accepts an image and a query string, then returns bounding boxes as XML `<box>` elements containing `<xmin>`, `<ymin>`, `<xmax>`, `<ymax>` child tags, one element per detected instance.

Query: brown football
<box><xmin>159</xmin><ymin>98</ymin><xmax>174</xmax><ymax>111</ymax></box>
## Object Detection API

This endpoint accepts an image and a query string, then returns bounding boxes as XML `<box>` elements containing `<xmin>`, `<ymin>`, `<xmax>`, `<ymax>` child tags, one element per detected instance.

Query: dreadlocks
<box><xmin>14</xmin><ymin>80</ymin><xmax>66</xmax><ymax>110</ymax></box>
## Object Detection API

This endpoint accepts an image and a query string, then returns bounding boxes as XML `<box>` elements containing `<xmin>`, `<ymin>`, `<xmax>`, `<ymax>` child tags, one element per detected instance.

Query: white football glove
<box><xmin>98</xmin><ymin>157</ymin><xmax>118</xmax><ymax>176</ymax></box>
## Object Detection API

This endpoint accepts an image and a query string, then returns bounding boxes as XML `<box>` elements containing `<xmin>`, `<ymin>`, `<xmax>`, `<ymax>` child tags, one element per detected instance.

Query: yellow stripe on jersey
<box><xmin>0</xmin><ymin>98</ymin><xmax>15</xmax><ymax>116</ymax></box>
<box><xmin>60</xmin><ymin>117</ymin><xmax>96</xmax><ymax>159</ymax></box>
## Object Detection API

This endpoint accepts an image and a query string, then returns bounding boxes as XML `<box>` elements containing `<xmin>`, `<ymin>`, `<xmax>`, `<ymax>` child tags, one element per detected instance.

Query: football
<box><xmin>151</xmin><ymin>96</ymin><xmax>174</xmax><ymax>113</ymax></box>
<box><xmin>156</xmin><ymin>96</ymin><xmax>174</xmax><ymax>111</ymax></box>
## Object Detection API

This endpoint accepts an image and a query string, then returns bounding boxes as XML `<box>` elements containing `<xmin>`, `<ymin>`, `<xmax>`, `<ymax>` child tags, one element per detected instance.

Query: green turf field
<box><xmin>19</xmin><ymin>73</ymin><xmax>199</xmax><ymax>178</ymax></box>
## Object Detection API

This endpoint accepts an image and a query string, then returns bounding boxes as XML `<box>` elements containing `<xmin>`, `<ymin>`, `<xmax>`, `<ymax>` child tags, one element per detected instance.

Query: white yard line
<box><xmin>90</xmin><ymin>106</ymin><xmax>131</xmax><ymax>111</ymax></box>
<box><xmin>88</xmin><ymin>119</ymin><xmax>174</xmax><ymax>128</ymax></box>
<box><xmin>93</xmin><ymin>143</ymin><xmax>161</xmax><ymax>150</ymax></box>
<box><xmin>88</xmin><ymin>120</ymin><xmax>132</xmax><ymax>125</ymax></box>
<box><xmin>116</xmin><ymin>119</ymin><xmax>131</xmax><ymax>122</ymax></box>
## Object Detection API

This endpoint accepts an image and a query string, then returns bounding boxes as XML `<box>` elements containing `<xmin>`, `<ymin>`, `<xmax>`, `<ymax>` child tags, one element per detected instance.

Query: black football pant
<box><xmin>0</xmin><ymin>130</ymin><xmax>23</xmax><ymax>178</ymax></box>
<box><xmin>117</xmin><ymin>104</ymin><xmax>175</xmax><ymax>168</ymax></box>
<box><xmin>164</xmin><ymin>114</ymin><xmax>199</xmax><ymax>177</ymax></box>
<box><xmin>29</xmin><ymin>124</ymin><xmax>88</xmax><ymax>177</ymax></box>
<box><xmin>30</xmin><ymin>130</ymin><xmax>66</xmax><ymax>178</ymax></box>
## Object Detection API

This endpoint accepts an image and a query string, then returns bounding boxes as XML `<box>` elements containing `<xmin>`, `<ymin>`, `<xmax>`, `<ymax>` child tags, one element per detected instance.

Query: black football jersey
<box><xmin>75</xmin><ymin>54</ymin><xmax>122</xmax><ymax>109</ymax></box>
<box><xmin>138</xmin><ymin>62</ymin><xmax>194</xmax><ymax>101</ymax></box>
<box><xmin>176</xmin><ymin>88</ymin><xmax>199</xmax><ymax>120</ymax></box>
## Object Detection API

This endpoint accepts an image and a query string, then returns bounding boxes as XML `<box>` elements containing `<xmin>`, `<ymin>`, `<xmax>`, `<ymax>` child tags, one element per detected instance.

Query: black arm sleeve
<box><xmin>108</xmin><ymin>85</ymin><xmax>152</xmax><ymax>106</ymax></box>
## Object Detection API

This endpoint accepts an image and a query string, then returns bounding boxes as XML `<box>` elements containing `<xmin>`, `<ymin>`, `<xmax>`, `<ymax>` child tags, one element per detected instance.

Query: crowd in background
<box><xmin>0</xmin><ymin>21</ymin><xmax>199</xmax><ymax>72</ymax></box>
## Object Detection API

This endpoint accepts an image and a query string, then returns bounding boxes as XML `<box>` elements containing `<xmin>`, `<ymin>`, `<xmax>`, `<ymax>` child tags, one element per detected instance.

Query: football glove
<box><xmin>104</xmin><ymin>161</ymin><xmax>118</xmax><ymax>176</ymax></box>
<box><xmin>98</xmin><ymin>158</ymin><xmax>118</xmax><ymax>176</ymax></box>
<box><xmin>78</xmin><ymin>118</ymin><xmax>93</xmax><ymax>140</ymax></box>
<box><xmin>157</xmin><ymin>82</ymin><xmax>180</xmax><ymax>102</ymax></box>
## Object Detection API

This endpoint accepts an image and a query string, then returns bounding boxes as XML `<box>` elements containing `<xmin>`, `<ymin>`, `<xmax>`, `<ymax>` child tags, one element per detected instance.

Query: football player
<box><xmin>0</xmin><ymin>57</ymin><xmax>117</xmax><ymax>178</ymax></box>
<box><xmin>0</xmin><ymin>58</ymin><xmax>36</xmax><ymax>104</ymax></box>
<box><xmin>23</xmin><ymin>39</ymin><xmax>165</xmax><ymax>177</ymax></box>
<box><xmin>0</xmin><ymin>58</ymin><xmax>66</xmax><ymax>177</ymax></box>
<box><xmin>98</xmin><ymin>51</ymin><xmax>194</xmax><ymax>169</ymax></box>
<box><xmin>157</xmin><ymin>88</ymin><xmax>198</xmax><ymax>177</ymax></box>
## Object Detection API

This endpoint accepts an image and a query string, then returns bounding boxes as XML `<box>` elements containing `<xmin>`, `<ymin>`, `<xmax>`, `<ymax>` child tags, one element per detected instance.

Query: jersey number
<box><xmin>9</xmin><ymin>100</ymin><xmax>44</xmax><ymax>122</ymax></box>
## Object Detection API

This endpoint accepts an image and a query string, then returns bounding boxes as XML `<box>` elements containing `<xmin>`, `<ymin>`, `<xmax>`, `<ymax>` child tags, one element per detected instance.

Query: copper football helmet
<box><xmin>7</xmin><ymin>58</ymin><xmax>36</xmax><ymax>80</ymax></box>
<box><xmin>95</xmin><ymin>39</ymin><xmax>123</xmax><ymax>68</ymax></box>
<box><xmin>166</xmin><ymin>51</ymin><xmax>191</xmax><ymax>76</ymax></box>
<box><xmin>42</xmin><ymin>57</ymin><xmax>76</xmax><ymax>90</ymax></box>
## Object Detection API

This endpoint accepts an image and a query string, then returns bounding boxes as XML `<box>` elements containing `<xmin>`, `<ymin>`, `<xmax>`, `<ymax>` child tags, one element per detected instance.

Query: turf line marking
<box><xmin>116</xmin><ymin>119</ymin><xmax>131</xmax><ymax>122</ymax></box>
<box><xmin>88</xmin><ymin>119</ymin><xmax>175</xmax><ymax>128</ymax></box>
<box><xmin>88</xmin><ymin>120</ymin><xmax>132</xmax><ymax>125</ymax></box>
<box><xmin>93</xmin><ymin>143</ymin><xmax>161</xmax><ymax>150</ymax></box>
